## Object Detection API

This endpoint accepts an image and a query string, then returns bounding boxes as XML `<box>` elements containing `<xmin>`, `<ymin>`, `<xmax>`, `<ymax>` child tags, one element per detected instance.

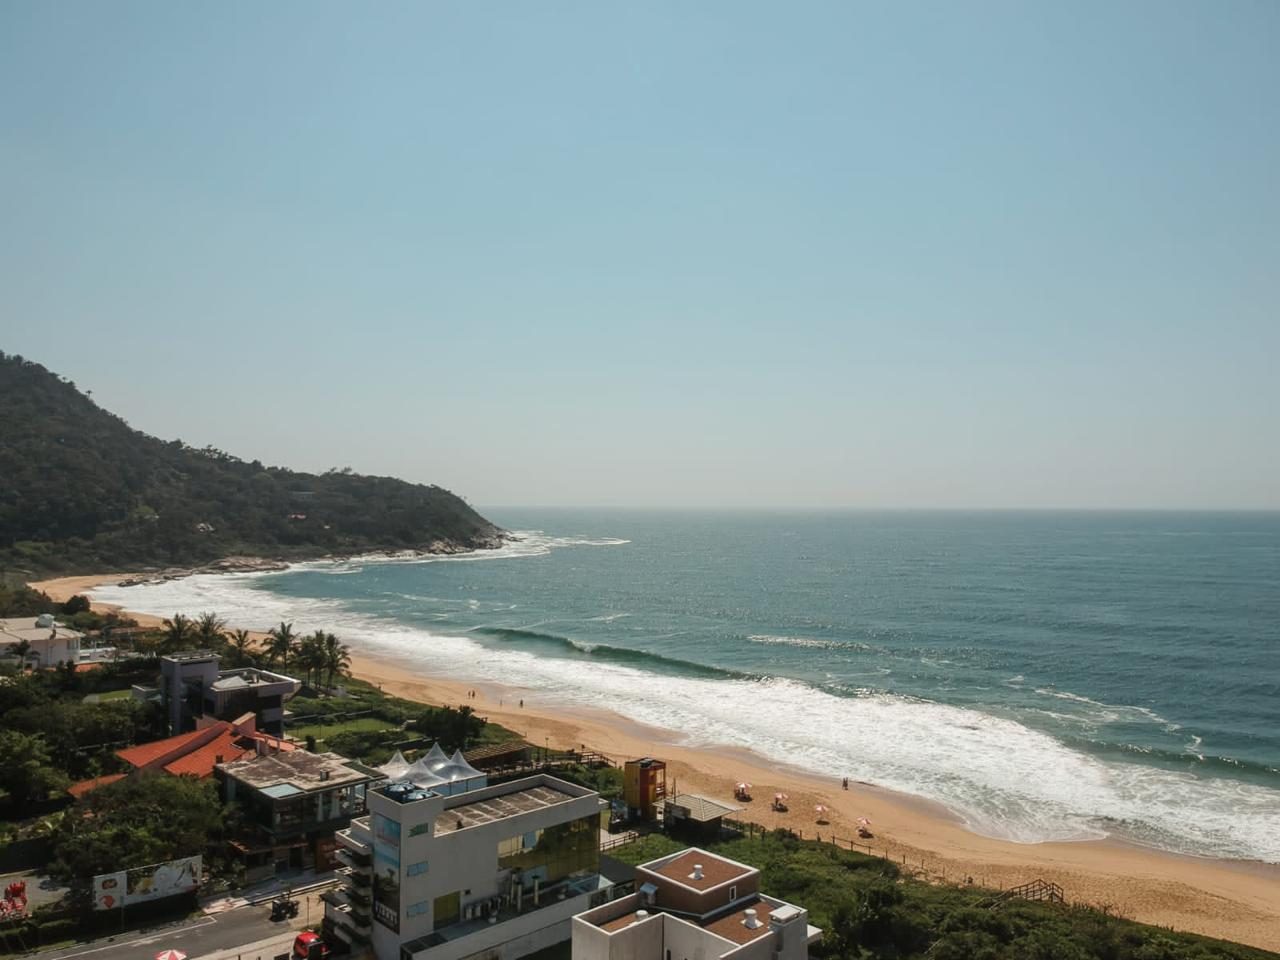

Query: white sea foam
<box><xmin>89</xmin><ymin>556</ymin><xmax>1280</xmax><ymax>864</ymax></box>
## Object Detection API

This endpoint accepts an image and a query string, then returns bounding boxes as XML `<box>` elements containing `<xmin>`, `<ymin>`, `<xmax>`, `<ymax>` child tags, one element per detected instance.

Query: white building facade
<box><xmin>572</xmin><ymin>848</ymin><xmax>821</xmax><ymax>960</ymax></box>
<box><xmin>327</xmin><ymin>773</ymin><xmax>617</xmax><ymax>960</ymax></box>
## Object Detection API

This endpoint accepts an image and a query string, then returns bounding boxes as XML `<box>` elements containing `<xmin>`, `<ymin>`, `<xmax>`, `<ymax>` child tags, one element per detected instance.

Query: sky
<box><xmin>2</xmin><ymin>1</ymin><xmax>1278</xmax><ymax>509</ymax></box>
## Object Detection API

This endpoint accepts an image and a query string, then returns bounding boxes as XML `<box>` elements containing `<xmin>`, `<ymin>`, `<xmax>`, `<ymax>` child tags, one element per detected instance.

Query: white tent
<box><xmin>422</xmin><ymin>742</ymin><xmax>451</xmax><ymax>772</ymax></box>
<box><xmin>430</xmin><ymin>749</ymin><xmax>488</xmax><ymax>795</ymax></box>
<box><xmin>379</xmin><ymin>750</ymin><xmax>410</xmax><ymax>780</ymax></box>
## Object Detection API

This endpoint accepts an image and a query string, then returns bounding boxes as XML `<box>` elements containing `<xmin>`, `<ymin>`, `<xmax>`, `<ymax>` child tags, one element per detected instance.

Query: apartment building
<box><xmin>325</xmin><ymin>773</ymin><xmax>615</xmax><ymax>960</ymax></box>
<box><xmin>132</xmin><ymin>650</ymin><xmax>300</xmax><ymax>735</ymax></box>
<box><xmin>572</xmin><ymin>848</ymin><xmax>821</xmax><ymax>960</ymax></box>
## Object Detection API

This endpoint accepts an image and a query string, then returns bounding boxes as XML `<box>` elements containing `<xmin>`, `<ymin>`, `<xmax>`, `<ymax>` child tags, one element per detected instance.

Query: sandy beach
<box><xmin>31</xmin><ymin>573</ymin><xmax>1280</xmax><ymax>952</ymax></box>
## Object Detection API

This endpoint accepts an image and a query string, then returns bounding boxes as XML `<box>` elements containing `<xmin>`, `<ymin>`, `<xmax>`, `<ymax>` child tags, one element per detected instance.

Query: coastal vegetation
<box><xmin>0</xmin><ymin>352</ymin><xmax>504</xmax><ymax>575</ymax></box>
<box><xmin>609</xmin><ymin>832</ymin><xmax>1276</xmax><ymax>960</ymax></box>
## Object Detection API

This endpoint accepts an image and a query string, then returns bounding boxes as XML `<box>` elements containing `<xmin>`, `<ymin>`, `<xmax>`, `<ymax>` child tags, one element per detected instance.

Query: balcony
<box><xmin>402</xmin><ymin>873</ymin><xmax>611</xmax><ymax>957</ymax></box>
<box><xmin>338</xmin><ymin>866</ymin><xmax>371</xmax><ymax>888</ymax></box>
<box><xmin>323</xmin><ymin>892</ymin><xmax>372</xmax><ymax>930</ymax></box>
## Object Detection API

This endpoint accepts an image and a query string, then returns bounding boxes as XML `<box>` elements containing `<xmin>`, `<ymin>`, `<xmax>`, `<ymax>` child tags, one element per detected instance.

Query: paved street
<box><xmin>23</xmin><ymin>890</ymin><xmax>328</xmax><ymax>960</ymax></box>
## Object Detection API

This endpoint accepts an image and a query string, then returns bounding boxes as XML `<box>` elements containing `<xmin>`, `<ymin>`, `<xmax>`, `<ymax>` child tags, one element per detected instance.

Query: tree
<box><xmin>265</xmin><ymin>621</ymin><xmax>296</xmax><ymax>669</ymax></box>
<box><xmin>161</xmin><ymin>613</ymin><xmax>194</xmax><ymax>654</ymax></box>
<box><xmin>50</xmin><ymin>773</ymin><xmax>226</xmax><ymax>897</ymax></box>
<box><xmin>297</xmin><ymin>631</ymin><xmax>326</xmax><ymax>688</ymax></box>
<box><xmin>322</xmin><ymin>632</ymin><xmax>352</xmax><ymax>689</ymax></box>
<box><xmin>61</xmin><ymin>595</ymin><xmax>91</xmax><ymax>615</ymax></box>
<box><xmin>226</xmin><ymin>629</ymin><xmax>256</xmax><ymax>667</ymax></box>
<box><xmin>195</xmin><ymin>611</ymin><xmax>227</xmax><ymax>652</ymax></box>
<box><xmin>0</xmin><ymin>730</ymin><xmax>68</xmax><ymax>808</ymax></box>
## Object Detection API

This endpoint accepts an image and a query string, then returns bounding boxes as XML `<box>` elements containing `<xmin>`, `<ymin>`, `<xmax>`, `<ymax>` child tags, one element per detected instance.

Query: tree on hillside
<box><xmin>265</xmin><ymin>621</ymin><xmax>296</xmax><ymax>669</ymax></box>
<box><xmin>322</xmin><ymin>632</ymin><xmax>352</xmax><ymax>689</ymax></box>
<box><xmin>161</xmin><ymin>613</ymin><xmax>194</xmax><ymax>653</ymax></box>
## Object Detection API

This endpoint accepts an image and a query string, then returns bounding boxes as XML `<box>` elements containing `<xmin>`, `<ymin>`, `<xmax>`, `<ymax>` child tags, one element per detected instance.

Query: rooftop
<box><xmin>702</xmin><ymin>903</ymin><xmax>776</xmax><ymax>945</ymax></box>
<box><xmin>161</xmin><ymin>650</ymin><xmax>219</xmax><ymax>663</ymax></box>
<box><xmin>210</xmin><ymin>667</ymin><xmax>297</xmax><ymax>691</ymax></box>
<box><xmin>434</xmin><ymin>783</ymin><xmax>577</xmax><ymax>835</ymax></box>
<box><xmin>0</xmin><ymin>616</ymin><xmax>82</xmax><ymax>642</ymax></box>
<box><xmin>219</xmin><ymin>750</ymin><xmax>383</xmax><ymax>793</ymax></box>
<box><xmin>648</xmin><ymin>849</ymin><xmax>755</xmax><ymax>892</ymax></box>
<box><xmin>665</xmin><ymin>793</ymin><xmax>741</xmax><ymax>823</ymax></box>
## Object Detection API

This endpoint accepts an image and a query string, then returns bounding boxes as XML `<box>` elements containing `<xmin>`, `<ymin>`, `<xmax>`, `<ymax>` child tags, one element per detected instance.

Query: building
<box><xmin>65</xmin><ymin>712</ymin><xmax>296</xmax><ymax>799</ymax></box>
<box><xmin>662</xmin><ymin>794</ymin><xmax>742</xmax><ymax>841</ymax></box>
<box><xmin>573</xmin><ymin>848</ymin><xmax>821</xmax><ymax>960</ymax></box>
<box><xmin>0</xmin><ymin>615</ymin><xmax>82</xmax><ymax>669</ymax></box>
<box><xmin>623</xmin><ymin>759</ymin><xmax>667</xmax><ymax>822</ymax></box>
<box><xmin>217</xmin><ymin>749</ymin><xmax>385</xmax><ymax>882</ymax></box>
<box><xmin>325</xmin><ymin>772</ymin><xmax>616</xmax><ymax>960</ymax></box>
<box><xmin>132</xmin><ymin>650</ymin><xmax>300</xmax><ymax>735</ymax></box>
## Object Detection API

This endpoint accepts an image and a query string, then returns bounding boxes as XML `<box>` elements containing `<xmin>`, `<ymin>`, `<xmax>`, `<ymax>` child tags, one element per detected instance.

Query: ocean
<box><xmin>89</xmin><ymin>509</ymin><xmax>1280</xmax><ymax>863</ymax></box>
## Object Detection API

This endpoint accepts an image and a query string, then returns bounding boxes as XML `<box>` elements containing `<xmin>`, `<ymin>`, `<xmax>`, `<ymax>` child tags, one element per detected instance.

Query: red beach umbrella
<box><xmin>156</xmin><ymin>950</ymin><xmax>187</xmax><ymax>960</ymax></box>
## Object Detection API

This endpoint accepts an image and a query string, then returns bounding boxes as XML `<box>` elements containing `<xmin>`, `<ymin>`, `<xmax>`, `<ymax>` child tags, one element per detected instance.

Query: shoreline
<box><xmin>29</xmin><ymin>572</ymin><xmax>1280</xmax><ymax>952</ymax></box>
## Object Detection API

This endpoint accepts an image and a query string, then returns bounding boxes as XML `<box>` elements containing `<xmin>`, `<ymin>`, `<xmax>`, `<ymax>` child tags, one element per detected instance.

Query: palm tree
<box><xmin>161</xmin><ymin>613</ymin><xmax>194</xmax><ymax>654</ymax></box>
<box><xmin>227</xmin><ymin>629</ymin><xmax>256</xmax><ymax>667</ymax></box>
<box><xmin>322</xmin><ymin>632</ymin><xmax>352</xmax><ymax>689</ymax></box>
<box><xmin>195</xmin><ymin>611</ymin><xmax>227</xmax><ymax>652</ymax></box>
<box><xmin>297</xmin><ymin>631</ymin><xmax>327</xmax><ymax>689</ymax></box>
<box><xmin>265</xmin><ymin>621</ymin><xmax>296</xmax><ymax>670</ymax></box>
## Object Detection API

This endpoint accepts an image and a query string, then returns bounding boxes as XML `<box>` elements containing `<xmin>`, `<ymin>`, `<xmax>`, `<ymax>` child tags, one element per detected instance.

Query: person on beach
<box><xmin>842</xmin><ymin>777</ymin><xmax>849</xmax><ymax>790</ymax></box>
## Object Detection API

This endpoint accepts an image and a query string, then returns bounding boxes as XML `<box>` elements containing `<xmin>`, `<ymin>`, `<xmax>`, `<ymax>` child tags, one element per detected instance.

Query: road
<box><xmin>22</xmin><ymin>892</ymin><xmax>327</xmax><ymax>960</ymax></box>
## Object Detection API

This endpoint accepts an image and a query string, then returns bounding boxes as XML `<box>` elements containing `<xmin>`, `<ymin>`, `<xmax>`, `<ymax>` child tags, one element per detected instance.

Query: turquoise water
<box><xmin>92</xmin><ymin>510</ymin><xmax>1280</xmax><ymax>861</ymax></box>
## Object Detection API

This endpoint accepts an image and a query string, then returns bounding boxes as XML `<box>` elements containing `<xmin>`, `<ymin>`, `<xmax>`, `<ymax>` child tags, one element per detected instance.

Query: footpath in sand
<box><xmin>31</xmin><ymin>573</ymin><xmax>1280</xmax><ymax>953</ymax></box>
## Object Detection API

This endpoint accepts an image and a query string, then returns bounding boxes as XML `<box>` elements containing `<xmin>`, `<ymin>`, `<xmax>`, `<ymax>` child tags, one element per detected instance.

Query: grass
<box><xmin>287</xmin><ymin>715</ymin><xmax>397</xmax><ymax>742</ymax></box>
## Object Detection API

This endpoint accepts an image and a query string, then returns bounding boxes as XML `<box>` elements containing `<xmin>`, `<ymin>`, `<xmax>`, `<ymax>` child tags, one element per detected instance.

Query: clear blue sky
<box><xmin>3</xmin><ymin>1</ymin><xmax>1277</xmax><ymax>509</ymax></box>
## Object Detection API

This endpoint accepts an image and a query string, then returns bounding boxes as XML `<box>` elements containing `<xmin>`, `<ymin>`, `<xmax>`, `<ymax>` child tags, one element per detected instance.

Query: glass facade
<box><xmin>496</xmin><ymin>814</ymin><xmax>598</xmax><ymax>886</ymax></box>
<box><xmin>433</xmin><ymin>891</ymin><xmax>459</xmax><ymax>930</ymax></box>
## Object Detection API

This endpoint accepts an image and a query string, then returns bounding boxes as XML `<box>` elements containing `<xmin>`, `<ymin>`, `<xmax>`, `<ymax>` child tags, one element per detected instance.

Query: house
<box><xmin>325</xmin><ymin>772</ymin><xmax>615</xmax><ymax>960</ymax></box>
<box><xmin>0</xmin><ymin>615</ymin><xmax>82</xmax><ymax>669</ymax></box>
<box><xmin>64</xmin><ymin>712</ymin><xmax>294</xmax><ymax>798</ymax></box>
<box><xmin>572</xmin><ymin>847</ymin><xmax>821</xmax><ymax>960</ymax></box>
<box><xmin>132</xmin><ymin>650</ymin><xmax>300</xmax><ymax>736</ymax></box>
<box><xmin>217</xmin><ymin>749</ymin><xmax>385</xmax><ymax>882</ymax></box>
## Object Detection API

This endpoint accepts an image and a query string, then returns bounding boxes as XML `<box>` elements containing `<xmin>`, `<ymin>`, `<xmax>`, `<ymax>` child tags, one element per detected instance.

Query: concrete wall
<box><xmin>662</xmin><ymin>915</ymin><xmax>723</xmax><ymax>960</ymax></box>
<box><xmin>415</xmin><ymin>889</ymin><xmax>593</xmax><ymax>960</ymax></box>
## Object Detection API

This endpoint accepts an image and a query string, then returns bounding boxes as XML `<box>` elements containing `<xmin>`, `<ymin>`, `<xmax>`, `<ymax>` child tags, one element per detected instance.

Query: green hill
<box><xmin>0</xmin><ymin>352</ymin><xmax>505</xmax><ymax>575</ymax></box>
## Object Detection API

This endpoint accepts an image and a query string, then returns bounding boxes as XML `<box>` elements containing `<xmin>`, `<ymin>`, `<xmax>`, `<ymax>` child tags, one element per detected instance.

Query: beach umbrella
<box><xmin>814</xmin><ymin>804</ymin><xmax>827</xmax><ymax>815</ymax></box>
<box><xmin>156</xmin><ymin>950</ymin><xmax>187</xmax><ymax>960</ymax></box>
<box><xmin>857</xmin><ymin>817</ymin><xmax>871</xmax><ymax>827</ymax></box>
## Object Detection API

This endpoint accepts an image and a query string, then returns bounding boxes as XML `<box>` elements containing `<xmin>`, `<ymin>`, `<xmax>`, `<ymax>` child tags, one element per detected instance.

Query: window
<box><xmin>496</xmin><ymin>814</ymin><xmax>599</xmax><ymax>884</ymax></box>
<box><xmin>433</xmin><ymin>891</ymin><xmax>460</xmax><ymax>930</ymax></box>
<box><xmin>407</xmin><ymin>861</ymin><xmax>428</xmax><ymax>877</ymax></box>
<box><xmin>409</xmin><ymin>823</ymin><xmax>430</xmax><ymax>837</ymax></box>
<box><xmin>406</xmin><ymin>901</ymin><xmax>428</xmax><ymax>917</ymax></box>
<box><xmin>729</xmin><ymin>885</ymin><xmax>737</xmax><ymax>901</ymax></box>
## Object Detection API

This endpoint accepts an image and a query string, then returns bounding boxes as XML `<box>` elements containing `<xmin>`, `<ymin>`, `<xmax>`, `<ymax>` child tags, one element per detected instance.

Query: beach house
<box><xmin>131</xmin><ymin>650</ymin><xmax>301</xmax><ymax>735</ymax></box>
<box><xmin>217</xmin><ymin>749</ymin><xmax>385</xmax><ymax>881</ymax></box>
<box><xmin>325</xmin><ymin>772</ymin><xmax>617</xmax><ymax>960</ymax></box>
<box><xmin>0</xmin><ymin>614</ymin><xmax>82</xmax><ymax>669</ymax></box>
<box><xmin>572</xmin><ymin>848</ymin><xmax>821</xmax><ymax>960</ymax></box>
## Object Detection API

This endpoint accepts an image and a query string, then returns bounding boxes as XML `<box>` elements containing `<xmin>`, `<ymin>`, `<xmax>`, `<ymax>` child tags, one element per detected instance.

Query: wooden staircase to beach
<box><xmin>981</xmin><ymin>878</ymin><xmax>1065</xmax><ymax>908</ymax></box>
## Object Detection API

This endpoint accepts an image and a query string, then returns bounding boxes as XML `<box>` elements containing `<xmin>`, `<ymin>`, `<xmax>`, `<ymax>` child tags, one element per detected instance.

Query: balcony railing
<box><xmin>403</xmin><ymin>874</ymin><xmax>610</xmax><ymax>956</ymax></box>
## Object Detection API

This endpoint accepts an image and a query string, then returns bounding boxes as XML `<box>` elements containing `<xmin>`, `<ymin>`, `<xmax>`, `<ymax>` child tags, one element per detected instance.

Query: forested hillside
<box><xmin>0</xmin><ymin>353</ymin><xmax>504</xmax><ymax>574</ymax></box>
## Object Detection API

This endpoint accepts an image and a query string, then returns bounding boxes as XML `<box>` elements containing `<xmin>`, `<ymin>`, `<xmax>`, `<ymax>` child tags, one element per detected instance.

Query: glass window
<box><xmin>496</xmin><ymin>814</ymin><xmax>599</xmax><ymax>885</ymax></box>
<box><xmin>409</xmin><ymin>823</ymin><xmax>430</xmax><ymax>837</ymax></box>
<box><xmin>433</xmin><ymin>891</ymin><xmax>460</xmax><ymax>930</ymax></box>
<box><xmin>406</xmin><ymin>901</ymin><xmax>428</xmax><ymax>917</ymax></box>
<box><xmin>407</xmin><ymin>861</ymin><xmax>428</xmax><ymax>877</ymax></box>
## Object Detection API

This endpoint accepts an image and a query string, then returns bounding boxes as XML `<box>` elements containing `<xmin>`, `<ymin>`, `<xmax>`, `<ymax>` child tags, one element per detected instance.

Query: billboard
<box><xmin>93</xmin><ymin>856</ymin><xmax>201</xmax><ymax>910</ymax></box>
<box><xmin>371</xmin><ymin>814</ymin><xmax>401</xmax><ymax>933</ymax></box>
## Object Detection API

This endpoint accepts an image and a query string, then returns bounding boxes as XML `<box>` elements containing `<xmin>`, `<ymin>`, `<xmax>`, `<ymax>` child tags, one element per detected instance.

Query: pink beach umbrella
<box><xmin>156</xmin><ymin>950</ymin><xmax>187</xmax><ymax>960</ymax></box>
<box><xmin>857</xmin><ymin>817</ymin><xmax>871</xmax><ymax>827</ymax></box>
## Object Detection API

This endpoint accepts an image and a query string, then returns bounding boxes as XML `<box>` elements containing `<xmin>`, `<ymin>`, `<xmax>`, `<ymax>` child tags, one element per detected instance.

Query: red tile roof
<box><xmin>164</xmin><ymin>729</ymin><xmax>252</xmax><ymax>778</ymax></box>
<box><xmin>116</xmin><ymin>726</ymin><xmax>223</xmax><ymax>770</ymax></box>
<box><xmin>67</xmin><ymin>773</ymin><xmax>126</xmax><ymax>798</ymax></box>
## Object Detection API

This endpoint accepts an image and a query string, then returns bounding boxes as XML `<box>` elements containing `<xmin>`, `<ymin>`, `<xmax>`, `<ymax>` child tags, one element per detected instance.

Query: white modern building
<box><xmin>572</xmin><ymin>848</ymin><xmax>821</xmax><ymax>960</ymax></box>
<box><xmin>0</xmin><ymin>614</ymin><xmax>82</xmax><ymax>668</ymax></box>
<box><xmin>326</xmin><ymin>772</ymin><xmax>616</xmax><ymax>960</ymax></box>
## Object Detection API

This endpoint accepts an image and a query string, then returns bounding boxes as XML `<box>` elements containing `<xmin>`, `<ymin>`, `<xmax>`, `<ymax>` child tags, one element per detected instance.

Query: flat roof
<box><xmin>434</xmin><ymin>784</ymin><xmax>576</xmax><ymax>835</ymax></box>
<box><xmin>0</xmin><ymin>617</ymin><xmax>82</xmax><ymax>642</ymax></box>
<box><xmin>702</xmin><ymin>902</ymin><xmax>775</xmax><ymax>945</ymax></box>
<box><xmin>597</xmin><ymin>910</ymin><xmax>656</xmax><ymax>933</ymax></box>
<box><xmin>665</xmin><ymin>793</ymin><xmax>741</xmax><ymax>823</ymax></box>
<box><xmin>220</xmin><ymin>750</ymin><xmax>382</xmax><ymax>793</ymax></box>
<box><xmin>648</xmin><ymin>849</ymin><xmax>755</xmax><ymax>891</ymax></box>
